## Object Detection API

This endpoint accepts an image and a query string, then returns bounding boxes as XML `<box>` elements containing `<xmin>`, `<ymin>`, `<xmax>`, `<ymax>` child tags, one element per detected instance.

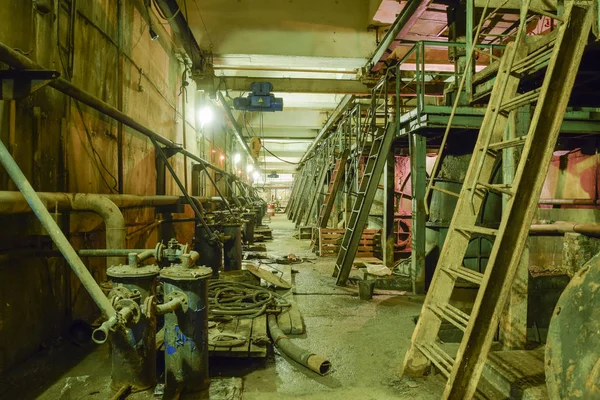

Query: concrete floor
<box><xmin>0</xmin><ymin>214</ymin><xmax>444</xmax><ymax>399</ymax></box>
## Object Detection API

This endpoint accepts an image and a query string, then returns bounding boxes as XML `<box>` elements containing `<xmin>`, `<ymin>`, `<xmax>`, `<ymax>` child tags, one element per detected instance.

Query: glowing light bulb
<box><xmin>234</xmin><ymin>153</ymin><xmax>241</xmax><ymax>164</ymax></box>
<box><xmin>246</xmin><ymin>164</ymin><xmax>253</xmax><ymax>173</ymax></box>
<box><xmin>198</xmin><ymin>106</ymin><xmax>213</xmax><ymax>127</ymax></box>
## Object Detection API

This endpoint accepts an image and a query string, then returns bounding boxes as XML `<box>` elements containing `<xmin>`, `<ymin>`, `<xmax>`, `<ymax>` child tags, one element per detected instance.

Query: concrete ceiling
<box><xmin>182</xmin><ymin>0</ymin><xmax>383</xmax><ymax>174</ymax></box>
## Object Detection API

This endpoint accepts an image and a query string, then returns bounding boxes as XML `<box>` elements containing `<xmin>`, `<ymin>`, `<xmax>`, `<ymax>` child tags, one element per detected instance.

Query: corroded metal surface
<box><xmin>546</xmin><ymin>254</ymin><xmax>600</xmax><ymax>399</ymax></box>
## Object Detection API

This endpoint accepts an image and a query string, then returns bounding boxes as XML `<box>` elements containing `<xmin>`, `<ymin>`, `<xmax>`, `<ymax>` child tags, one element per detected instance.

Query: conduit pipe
<box><xmin>267</xmin><ymin>314</ymin><xmax>332</xmax><ymax>375</ymax></box>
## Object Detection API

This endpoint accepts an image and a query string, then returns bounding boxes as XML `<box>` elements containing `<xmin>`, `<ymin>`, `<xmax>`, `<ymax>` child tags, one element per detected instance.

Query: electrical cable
<box><xmin>56</xmin><ymin>41</ymin><xmax>118</xmax><ymax>193</ymax></box>
<box><xmin>192</xmin><ymin>0</ymin><xmax>214</xmax><ymax>49</ymax></box>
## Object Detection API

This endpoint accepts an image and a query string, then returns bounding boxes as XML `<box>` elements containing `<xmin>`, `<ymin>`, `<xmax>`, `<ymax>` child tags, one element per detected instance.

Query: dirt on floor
<box><xmin>0</xmin><ymin>214</ymin><xmax>443</xmax><ymax>400</ymax></box>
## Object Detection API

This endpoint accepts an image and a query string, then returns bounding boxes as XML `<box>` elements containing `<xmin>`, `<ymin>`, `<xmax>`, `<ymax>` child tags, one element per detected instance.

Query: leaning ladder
<box><xmin>333</xmin><ymin>122</ymin><xmax>396</xmax><ymax>285</ymax></box>
<box><xmin>317</xmin><ymin>150</ymin><xmax>350</xmax><ymax>228</ymax></box>
<box><xmin>401</xmin><ymin>3</ymin><xmax>593</xmax><ymax>399</ymax></box>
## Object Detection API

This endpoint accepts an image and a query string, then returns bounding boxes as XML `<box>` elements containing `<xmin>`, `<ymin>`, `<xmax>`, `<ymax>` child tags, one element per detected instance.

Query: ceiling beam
<box><xmin>369</xmin><ymin>0</ymin><xmax>434</xmax><ymax>73</ymax></box>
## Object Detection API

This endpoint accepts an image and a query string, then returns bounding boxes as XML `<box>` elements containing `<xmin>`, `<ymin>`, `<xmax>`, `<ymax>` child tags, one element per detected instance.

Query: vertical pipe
<box><xmin>410</xmin><ymin>133</ymin><xmax>426</xmax><ymax>294</ymax></box>
<box><xmin>466</xmin><ymin>0</ymin><xmax>474</xmax><ymax>100</ymax></box>
<box><xmin>0</xmin><ymin>137</ymin><xmax>115</xmax><ymax>318</ymax></box>
<box><xmin>222</xmin><ymin>222</ymin><xmax>242</xmax><ymax>271</ymax></box>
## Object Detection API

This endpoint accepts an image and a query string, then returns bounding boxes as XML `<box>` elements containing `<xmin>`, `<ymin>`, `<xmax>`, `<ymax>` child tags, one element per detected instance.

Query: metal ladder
<box><xmin>401</xmin><ymin>3</ymin><xmax>593</xmax><ymax>399</ymax></box>
<box><xmin>317</xmin><ymin>150</ymin><xmax>350</xmax><ymax>228</ymax></box>
<box><xmin>333</xmin><ymin>122</ymin><xmax>396</xmax><ymax>285</ymax></box>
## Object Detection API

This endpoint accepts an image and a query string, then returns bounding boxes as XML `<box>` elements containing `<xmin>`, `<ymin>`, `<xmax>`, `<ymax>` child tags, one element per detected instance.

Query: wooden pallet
<box><xmin>319</xmin><ymin>228</ymin><xmax>380</xmax><ymax>257</ymax></box>
<box><xmin>208</xmin><ymin>314</ymin><xmax>268</xmax><ymax>358</ymax></box>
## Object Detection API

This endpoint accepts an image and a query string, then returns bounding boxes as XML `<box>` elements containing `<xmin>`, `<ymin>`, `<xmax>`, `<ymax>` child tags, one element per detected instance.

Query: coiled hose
<box><xmin>208</xmin><ymin>281</ymin><xmax>291</xmax><ymax>319</ymax></box>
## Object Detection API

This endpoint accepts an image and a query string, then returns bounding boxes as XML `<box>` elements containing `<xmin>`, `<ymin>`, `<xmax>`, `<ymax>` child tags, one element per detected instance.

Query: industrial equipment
<box><xmin>105</xmin><ymin>253</ymin><xmax>160</xmax><ymax>391</ymax></box>
<box><xmin>233</xmin><ymin>82</ymin><xmax>283</xmax><ymax>112</ymax></box>
<box><xmin>160</xmin><ymin>252</ymin><xmax>212</xmax><ymax>394</ymax></box>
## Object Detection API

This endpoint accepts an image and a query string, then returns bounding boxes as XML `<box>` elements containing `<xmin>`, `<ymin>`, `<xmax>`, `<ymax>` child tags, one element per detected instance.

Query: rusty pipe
<box><xmin>71</xmin><ymin>194</ymin><xmax>125</xmax><ymax>268</ymax></box>
<box><xmin>0</xmin><ymin>40</ymin><xmax>243</xmax><ymax>179</ymax></box>
<box><xmin>538</xmin><ymin>199</ymin><xmax>600</xmax><ymax>206</ymax></box>
<box><xmin>530</xmin><ymin>222</ymin><xmax>600</xmax><ymax>237</ymax></box>
<box><xmin>0</xmin><ymin>136</ymin><xmax>115</xmax><ymax>320</ymax></box>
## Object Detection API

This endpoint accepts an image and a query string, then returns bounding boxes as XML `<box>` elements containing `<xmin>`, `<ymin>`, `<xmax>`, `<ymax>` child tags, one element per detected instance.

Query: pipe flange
<box><xmin>165</xmin><ymin>290</ymin><xmax>189</xmax><ymax>313</ymax></box>
<box><xmin>109</xmin><ymin>285</ymin><xmax>134</xmax><ymax>303</ymax></box>
<box><xmin>155</xmin><ymin>242</ymin><xmax>165</xmax><ymax>263</ymax></box>
<box><xmin>143</xmin><ymin>295</ymin><xmax>157</xmax><ymax>318</ymax></box>
<box><xmin>115</xmin><ymin>298</ymin><xmax>141</xmax><ymax>324</ymax></box>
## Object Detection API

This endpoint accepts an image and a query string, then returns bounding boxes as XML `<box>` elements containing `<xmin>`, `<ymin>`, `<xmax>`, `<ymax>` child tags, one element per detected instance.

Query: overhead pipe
<box><xmin>0</xmin><ymin>41</ymin><xmax>241</xmax><ymax>183</ymax></box>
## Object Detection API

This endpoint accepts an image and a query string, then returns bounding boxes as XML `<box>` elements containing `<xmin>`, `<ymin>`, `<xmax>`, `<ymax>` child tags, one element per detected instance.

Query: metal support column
<box><xmin>384</xmin><ymin>149</ymin><xmax>396</xmax><ymax>268</ymax></box>
<box><xmin>410</xmin><ymin>133</ymin><xmax>427</xmax><ymax>294</ymax></box>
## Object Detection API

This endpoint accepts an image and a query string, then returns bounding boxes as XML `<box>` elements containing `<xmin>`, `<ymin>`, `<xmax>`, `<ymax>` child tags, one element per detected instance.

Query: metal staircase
<box><xmin>333</xmin><ymin>122</ymin><xmax>396</xmax><ymax>285</ymax></box>
<box><xmin>401</xmin><ymin>3</ymin><xmax>593</xmax><ymax>399</ymax></box>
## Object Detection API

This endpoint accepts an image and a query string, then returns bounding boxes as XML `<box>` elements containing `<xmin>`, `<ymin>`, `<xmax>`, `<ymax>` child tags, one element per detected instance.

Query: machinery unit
<box><xmin>233</xmin><ymin>82</ymin><xmax>283</xmax><ymax>112</ymax></box>
<box><xmin>105</xmin><ymin>254</ymin><xmax>160</xmax><ymax>391</ymax></box>
<box><xmin>159</xmin><ymin>253</ymin><xmax>212</xmax><ymax>395</ymax></box>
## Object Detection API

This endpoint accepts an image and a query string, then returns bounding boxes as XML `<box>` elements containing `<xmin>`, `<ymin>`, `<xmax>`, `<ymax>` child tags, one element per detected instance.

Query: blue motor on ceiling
<box><xmin>233</xmin><ymin>82</ymin><xmax>283</xmax><ymax>112</ymax></box>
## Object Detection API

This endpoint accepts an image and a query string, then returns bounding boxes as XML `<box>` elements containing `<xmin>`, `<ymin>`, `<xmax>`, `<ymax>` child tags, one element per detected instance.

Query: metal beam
<box><xmin>298</xmin><ymin>94</ymin><xmax>353</xmax><ymax>165</ymax></box>
<box><xmin>369</xmin><ymin>0</ymin><xmax>434</xmax><ymax>73</ymax></box>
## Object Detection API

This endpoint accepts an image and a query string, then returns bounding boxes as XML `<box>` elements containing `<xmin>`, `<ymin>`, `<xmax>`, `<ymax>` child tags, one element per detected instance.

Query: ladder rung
<box><xmin>430</xmin><ymin>185</ymin><xmax>460</xmax><ymax>198</ymax></box>
<box><xmin>487</xmin><ymin>136</ymin><xmax>528</xmax><ymax>151</ymax></box>
<box><xmin>511</xmin><ymin>48</ymin><xmax>553</xmax><ymax>75</ymax></box>
<box><xmin>455</xmin><ymin>225</ymin><xmax>498</xmax><ymax>237</ymax></box>
<box><xmin>475</xmin><ymin>182</ymin><xmax>514</xmax><ymax>196</ymax></box>
<box><xmin>499</xmin><ymin>89</ymin><xmax>540</xmax><ymax>112</ymax></box>
<box><xmin>428</xmin><ymin>303</ymin><xmax>469</xmax><ymax>332</ymax></box>
<box><xmin>414</xmin><ymin>342</ymin><xmax>454</xmax><ymax>378</ymax></box>
<box><xmin>444</xmin><ymin>266</ymin><xmax>484</xmax><ymax>285</ymax></box>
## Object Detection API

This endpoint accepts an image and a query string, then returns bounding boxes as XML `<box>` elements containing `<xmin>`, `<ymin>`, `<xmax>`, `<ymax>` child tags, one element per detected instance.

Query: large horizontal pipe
<box><xmin>0</xmin><ymin>191</ymin><xmax>215</xmax><ymax>214</ymax></box>
<box><xmin>538</xmin><ymin>198</ymin><xmax>600</xmax><ymax>206</ymax></box>
<box><xmin>530</xmin><ymin>222</ymin><xmax>600</xmax><ymax>237</ymax></box>
<box><xmin>0</xmin><ymin>131</ymin><xmax>116</xmax><ymax>319</ymax></box>
<box><xmin>0</xmin><ymin>41</ymin><xmax>253</xmax><ymax>185</ymax></box>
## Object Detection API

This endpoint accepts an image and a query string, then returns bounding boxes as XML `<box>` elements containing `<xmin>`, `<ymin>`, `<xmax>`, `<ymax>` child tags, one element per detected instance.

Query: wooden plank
<box><xmin>248</xmin><ymin>314</ymin><xmax>268</xmax><ymax>357</ymax></box>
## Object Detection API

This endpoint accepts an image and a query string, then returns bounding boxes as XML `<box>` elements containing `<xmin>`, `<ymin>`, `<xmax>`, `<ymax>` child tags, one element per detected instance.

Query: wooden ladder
<box><xmin>333</xmin><ymin>122</ymin><xmax>396</xmax><ymax>285</ymax></box>
<box><xmin>317</xmin><ymin>150</ymin><xmax>350</xmax><ymax>228</ymax></box>
<box><xmin>303</xmin><ymin>157</ymin><xmax>333</xmax><ymax>226</ymax></box>
<box><xmin>401</xmin><ymin>3</ymin><xmax>593</xmax><ymax>399</ymax></box>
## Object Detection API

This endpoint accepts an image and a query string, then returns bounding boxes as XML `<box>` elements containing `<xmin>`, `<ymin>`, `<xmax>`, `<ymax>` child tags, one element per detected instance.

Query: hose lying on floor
<box><xmin>267</xmin><ymin>314</ymin><xmax>332</xmax><ymax>375</ymax></box>
<box><xmin>208</xmin><ymin>281</ymin><xmax>291</xmax><ymax>318</ymax></box>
